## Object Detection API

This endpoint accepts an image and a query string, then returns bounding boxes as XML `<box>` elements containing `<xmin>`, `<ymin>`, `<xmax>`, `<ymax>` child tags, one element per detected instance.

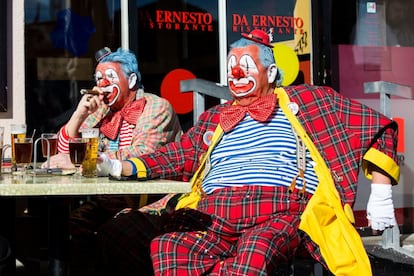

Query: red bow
<box><xmin>220</xmin><ymin>93</ymin><xmax>277</xmax><ymax>132</ymax></box>
<box><xmin>100</xmin><ymin>98</ymin><xmax>146</xmax><ymax>140</ymax></box>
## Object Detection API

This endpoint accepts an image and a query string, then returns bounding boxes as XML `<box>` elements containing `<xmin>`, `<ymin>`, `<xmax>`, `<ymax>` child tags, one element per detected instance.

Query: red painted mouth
<box><xmin>229</xmin><ymin>80</ymin><xmax>254</xmax><ymax>96</ymax></box>
<box><xmin>100</xmin><ymin>85</ymin><xmax>119</xmax><ymax>106</ymax></box>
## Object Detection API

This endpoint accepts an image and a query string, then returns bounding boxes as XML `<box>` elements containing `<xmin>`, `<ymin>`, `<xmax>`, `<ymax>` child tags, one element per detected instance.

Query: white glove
<box><xmin>366</xmin><ymin>183</ymin><xmax>396</xmax><ymax>231</ymax></box>
<box><xmin>96</xmin><ymin>152</ymin><xmax>122</xmax><ymax>177</ymax></box>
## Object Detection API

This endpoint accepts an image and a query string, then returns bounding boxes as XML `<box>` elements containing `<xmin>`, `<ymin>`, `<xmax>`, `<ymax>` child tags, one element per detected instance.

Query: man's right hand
<box><xmin>66</xmin><ymin>88</ymin><xmax>106</xmax><ymax>137</ymax></box>
<box><xmin>75</xmin><ymin>91</ymin><xmax>104</xmax><ymax>117</ymax></box>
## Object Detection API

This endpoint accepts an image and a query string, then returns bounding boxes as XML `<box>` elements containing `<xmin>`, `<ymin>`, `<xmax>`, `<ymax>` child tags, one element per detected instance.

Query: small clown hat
<box><xmin>95</xmin><ymin>47</ymin><xmax>112</xmax><ymax>62</ymax></box>
<box><xmin>241</xmin><ymin>30</ymin><xmax>273</xmax><ymax>48</ymax></box>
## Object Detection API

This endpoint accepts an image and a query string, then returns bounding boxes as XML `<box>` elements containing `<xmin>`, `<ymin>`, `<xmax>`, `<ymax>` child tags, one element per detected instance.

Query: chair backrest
<box><xmin>180</xmin><ymin>79</ymin><xmax>231</xmax><ymax>123</ymax></box>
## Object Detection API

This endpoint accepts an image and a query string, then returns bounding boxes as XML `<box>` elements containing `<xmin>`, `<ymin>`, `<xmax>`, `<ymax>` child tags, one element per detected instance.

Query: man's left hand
<box><xmin>366</xmin><ymin>183</ymin><xmax>396</xmax><ymax>234</ymax></box>
<box><xmin>96</xmin><ymin>152</ymin><xmax>122</xmax><ymax>177</ymax></box>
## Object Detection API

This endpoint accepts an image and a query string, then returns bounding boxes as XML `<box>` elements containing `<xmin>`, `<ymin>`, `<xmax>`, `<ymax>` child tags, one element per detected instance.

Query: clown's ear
<box><xmin>128</xmin><ymin>73</ymin><xmax>137</xmax><ymax>89</ymax></box>
<box><xmin>267</xmin><ymin>64</ymin><xmax>277</xmax><ymax>84</ymax></box>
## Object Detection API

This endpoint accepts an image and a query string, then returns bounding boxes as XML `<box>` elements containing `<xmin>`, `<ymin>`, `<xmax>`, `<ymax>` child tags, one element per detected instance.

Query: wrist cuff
<box><xmin>129</xmin><ymin>158</ymin><xmax>147</xmax><ymax>179</ymax></box>
<box><xmin>370</xmin><ymin>183</ymin><xmax>392</xmax><ymax>198</ymax></box>
<box><xmin>126</xmin><ymin>159</ymin><xmax>137</xmax><ymax>175</ymax></box>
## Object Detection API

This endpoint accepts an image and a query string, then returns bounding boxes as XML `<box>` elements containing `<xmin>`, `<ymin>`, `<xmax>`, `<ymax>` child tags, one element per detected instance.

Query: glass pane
<box><xmin>25</xmin><ymin>0</ymin><xmax>122</xmax><ymax>134</ymax></box>
<box><xmin>226</xmin><ymin>0</ymin><xmax>312</xmax><ymax>86</ymax></box>
<box><xmin>0</xmin><ymin>0</ymin><xmax>8</xmax><ymax>114</ymax></box>
<box><xmin>134</xmin><ymin>0</ymin><xmax>219</xmax><ymax>129</ymax></box>
<box><xmin>335</xmin><ymin>0</ymin><xmax>414</xmax><ymax>99</ymax></box>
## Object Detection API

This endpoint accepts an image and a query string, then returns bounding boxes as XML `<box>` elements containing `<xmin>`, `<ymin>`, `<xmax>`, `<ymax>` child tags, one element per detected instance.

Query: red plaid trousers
<box><xmin>150</xmin><ymin>185</ymin><xmax>318</xmax><ymax>276</ymax></box>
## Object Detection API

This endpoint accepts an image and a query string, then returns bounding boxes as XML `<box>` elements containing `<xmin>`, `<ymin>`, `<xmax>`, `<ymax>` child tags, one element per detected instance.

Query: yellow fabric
<box><xmin>138</xmin><ymin>194</ymin><xmax>148</xmax><ymax>208</ymax></box>
<box><xmin>174</xmin><ymin>181</ymin><xmax>202</xmax><ymax>210</ymax></box>
<box><xmin>129</xmin><ymin>157</ymin><xmax>147</xmax><ymax>179</ymax></box>
<box><xmin>344</xmin><ymin>203</ymin><xmax>355</xmax><ymax>224</ymax></box>
<box><xmin>362</xmin><ymin>147</ymin><xmax>400</xmax><ymax>184</ymax></box>
<box><xmin>277</xmin><ymin>87</ymin><xmax>372</xmax><ymax>275</ymax></box>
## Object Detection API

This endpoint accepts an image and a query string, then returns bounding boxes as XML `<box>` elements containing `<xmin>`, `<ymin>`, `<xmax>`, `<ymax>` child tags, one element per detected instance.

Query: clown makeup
<box><xmin>227</xmin><ymin>45</ymin><xmax>275</xmax><ymax>105</ymax></box>
<box><xmin>95</xmin><ymin>62</ymin><xmax>132</xmax><ymax>110</ymax></box>
<box><xmin>227</xmin><ymin>54</ymin><xmax>258</xmax><ymax>97</ymax></box>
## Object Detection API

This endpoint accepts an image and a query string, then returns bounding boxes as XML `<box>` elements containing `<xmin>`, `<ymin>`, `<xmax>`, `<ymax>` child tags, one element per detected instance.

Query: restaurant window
<box><xmin>132</xmin><ymin>0</ymin><xmax>313</xmax><ymax>129</ymax></box>
<box><xmin>25</xmin><ymin>0</ymin><xmax>119</xmax><ymax>136</ymax></box>
<box><xmin>133</xmin><ymin>0</ymin><xmax>220</xmax><ymax>130</ymax></box>
<box><xmin>331</xmin><ymin>0</ymin><xmax>414</xmax><ymax>99</ymax></box>
<box><xmin>24</xmin><ymin>0</ymin><xmax>220</xmax><ymax>134</ymax></box>
<box><xmin>24</xmin><ymin>0</ymin><xmax>312</xmax><ymax>134</ymax></box>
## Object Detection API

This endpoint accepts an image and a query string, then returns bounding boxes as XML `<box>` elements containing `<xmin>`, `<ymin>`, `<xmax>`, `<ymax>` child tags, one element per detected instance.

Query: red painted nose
<box><xmin>99</xmin><ymin>78</ymin><xmax>111</xmax><ymax>87</ymax></box>
<box><xmin>231</xmin><ymin>66</ymin><xmax>245</xmax><ymax>79</ymax></box>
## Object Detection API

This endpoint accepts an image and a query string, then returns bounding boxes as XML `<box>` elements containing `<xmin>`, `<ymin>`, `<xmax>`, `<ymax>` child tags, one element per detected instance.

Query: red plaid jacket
<box><xmin>139</xmin><ymin>84</ymin><xmax>399</xmax><ymax>207</ymax></box>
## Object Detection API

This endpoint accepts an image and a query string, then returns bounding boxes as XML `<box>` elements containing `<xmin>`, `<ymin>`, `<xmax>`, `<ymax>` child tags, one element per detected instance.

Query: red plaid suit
<box><xmin>141</xmin><ymin>85</ymin><xmax>398</xmax><ymax>206</ymax></box>
<box><xmin>98</xmin><ymin>85</ymin><xmax>399</xmax><ymax>275</ymax></box>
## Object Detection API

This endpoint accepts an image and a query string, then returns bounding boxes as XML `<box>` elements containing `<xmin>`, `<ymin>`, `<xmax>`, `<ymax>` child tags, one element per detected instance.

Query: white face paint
<box><xmin>227</xmin><ymin>54</ymin><xmax>259</xmax><ymax>98</ymax></box>
<box><xmin>95</xmin><ymin>68</ymin><xmax>121</xmax><ymax>106</ymax></box>
<box><xmin>226</xmin><ymin>45</ymin><xmax>276</xmax><ymax>106</ymax></box>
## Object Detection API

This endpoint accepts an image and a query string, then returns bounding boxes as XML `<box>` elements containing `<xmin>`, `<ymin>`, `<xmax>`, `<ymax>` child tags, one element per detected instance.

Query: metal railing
<box><xmin>180</xmin><ymin>78</ymin><xmax>231</xmax><ymax>123</ymax></box>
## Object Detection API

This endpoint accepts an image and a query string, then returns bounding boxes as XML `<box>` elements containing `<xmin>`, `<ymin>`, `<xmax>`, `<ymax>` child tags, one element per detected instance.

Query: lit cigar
<box><xmin>80</xmin><ymin>89</ymin><xmax>111</xmax><ymax>95</ymax></box>
<box><xmin>81</xmin><ymin>89</ymin><xmax>111</xmax><ymax>104</ymax></box>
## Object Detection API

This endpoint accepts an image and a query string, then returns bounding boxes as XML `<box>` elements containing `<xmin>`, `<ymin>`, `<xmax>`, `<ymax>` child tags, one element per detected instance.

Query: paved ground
<box><xmin>13</xmin><ymin>221</ymin><xmax>414</xmax><ymax>276</ymax></box>
<box><xmin>363</xmin><ymin>234</ymin><xmax>414</xmax><ymax>275</ymax></box>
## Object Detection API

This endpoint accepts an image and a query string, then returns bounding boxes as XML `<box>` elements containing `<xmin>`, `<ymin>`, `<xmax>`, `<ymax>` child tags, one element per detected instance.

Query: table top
<box><xmin>0</xmin><ymin>172</ymin><xmax>191</xmax><ymax>196</ymax></box>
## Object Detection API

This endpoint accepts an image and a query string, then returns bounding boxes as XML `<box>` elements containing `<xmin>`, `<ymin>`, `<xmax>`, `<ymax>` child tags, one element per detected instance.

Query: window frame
<box><xmin>0</xmin><ymin>0</ymin><xmax>12</xmax><ymax>118</ymax></box>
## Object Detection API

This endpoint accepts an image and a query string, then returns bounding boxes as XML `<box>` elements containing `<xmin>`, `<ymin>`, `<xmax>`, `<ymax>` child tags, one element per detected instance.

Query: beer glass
<box><xmin>0</xmin><ymin>127</ymin><xmax>11</xmax><ymax>175</ymax></box>
<box><xmin>69</xmin><ymin>137</ymin><xmax>87</xmax><ymax>178</ymax></box>
<box><xmin>81</xmin><ymin>128</ymin><xmax>99</xmax><ymax>177</ymax></box>
<box><xmin>10</xmin><ymin>123</ymin><xmax>27</xmax><ymax>171</ymax></box>
<box><xmin>41</xmin><ymin>133</ymin><xmax>58</xmax><ymax>158</ymax></box>
<box><xmin>13</xmin><ymin>137</ymin><xmax>33</xmax><ymax>174</ymax></box>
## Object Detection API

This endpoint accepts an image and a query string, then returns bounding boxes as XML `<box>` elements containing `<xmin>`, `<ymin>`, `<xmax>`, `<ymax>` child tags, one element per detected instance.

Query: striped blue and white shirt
<box><xmin>202</xmin><ymin>108</ymin><xmax>319</xmax><ymax>194</ymax></box>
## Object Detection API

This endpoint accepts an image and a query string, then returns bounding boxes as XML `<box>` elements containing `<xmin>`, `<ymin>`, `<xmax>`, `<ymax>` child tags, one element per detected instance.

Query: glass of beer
<box><xmin>41</xmin><ymin>133</ymin><xmax>58</xmax><ymax>158</ymax></box>
<box><xmin>69</xmin><ymin>137</ymin><xmax>87</xmax><ymax>178</ymax></box>
<box><xmin>10</xmin><ymin>123</ymin><xmax>27</xmax><ymax>171</ymax></box>
<box><xmin>0</xmin><ymin>127</ymin><xmax>11</xmax><ymax>176</ymax></box>
<box><xmin>14</xmin><ymin>137</ymin><xmax>33</xmax><ymax>174</ymax></box>
<box><xmin>81</xmin><ymin>128</ymin><xmax>99</xmax><ymax>177</ymax></box>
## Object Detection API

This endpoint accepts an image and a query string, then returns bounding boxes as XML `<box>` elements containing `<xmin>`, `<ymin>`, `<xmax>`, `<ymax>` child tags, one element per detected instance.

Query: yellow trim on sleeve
<box><xmin>362</xmin><ymin>147</ymin><xmax>400</xmax><ymax>184</ymax></box>
<box><xmin>129</xmin><ymin>157</ymin><xmax>147</xmax><ymax>179</ymax></box>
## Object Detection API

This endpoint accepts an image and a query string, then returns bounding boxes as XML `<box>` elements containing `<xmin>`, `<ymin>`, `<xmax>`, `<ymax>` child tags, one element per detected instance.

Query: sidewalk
<box><xmin>363</xmin><ymin>234</ymin><xmax>414</xmax><ymax>275</ymax></box>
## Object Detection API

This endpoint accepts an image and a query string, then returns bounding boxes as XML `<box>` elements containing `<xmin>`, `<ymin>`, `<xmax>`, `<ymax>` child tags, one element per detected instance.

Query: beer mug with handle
<box><xmin>0</xmin><ymin>127</ymin><xmax>11</xmax><ymax>175</ymax></box>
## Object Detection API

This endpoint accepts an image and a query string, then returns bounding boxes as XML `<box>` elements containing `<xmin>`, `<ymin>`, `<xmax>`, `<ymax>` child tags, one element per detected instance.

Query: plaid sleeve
<box><xmin>288</xmin><ymin>85</ymin><xmax>400</xmax><ymax>204</ymax></box>
<box><xmin>325</xmin><ymin>86</ymin><xmax>399</xmax><ymax>183</ymax></box>
<box><xmin>334</xmin><ymin>93</ymin><xmax>397</xmax><ymax>155</ymax></box>
<box><xmin>138</xmin><ymin>105</ymin><xmax>222</xmax><ymax>182</ymax></box>
<box><xmin>115</xmin><ymin>94</ymin><xmax>182</xmax><ymax>160</ymax></box>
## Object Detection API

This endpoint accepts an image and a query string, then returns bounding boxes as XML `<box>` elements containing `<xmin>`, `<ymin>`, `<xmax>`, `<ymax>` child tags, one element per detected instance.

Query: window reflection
<box><xmin>25</xmin><ymin>0</ymin><xmax>219</xmax><ymax>134</ymax></box>
<box><xmin>25</xmin><ymin>0</ymin><xmax>118</xmax><ymax>135</ymax></box>
<box><xmin>385</xmin><ymin>0</ymin><xmax>414</xmax><ymax>46</ymax></box>
<box><xmin>353</xmin><ymin>0</ymin><xmax>414</xmax><ymax>47</ymax></box>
